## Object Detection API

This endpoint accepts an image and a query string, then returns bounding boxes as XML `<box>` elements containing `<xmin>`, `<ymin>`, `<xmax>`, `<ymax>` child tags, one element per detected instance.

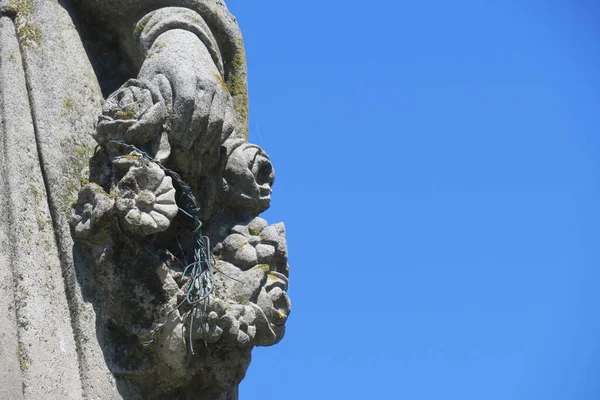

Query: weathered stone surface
<box><xmin>0</xmin><ymin>1</ymin><xmax>290</xmax><ymax>399</ymax></box>
<box><xmin>0</xmin><ymin>15</ymin><xmax>83</xmax><ymax>399</ymax></box>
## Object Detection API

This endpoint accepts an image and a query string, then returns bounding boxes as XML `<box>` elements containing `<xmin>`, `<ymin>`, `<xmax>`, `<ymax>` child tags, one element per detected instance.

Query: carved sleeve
<box><xmin>134</xmin><ymin>8</ymin><xmax>225</xmax><ymax>76</ymax></box>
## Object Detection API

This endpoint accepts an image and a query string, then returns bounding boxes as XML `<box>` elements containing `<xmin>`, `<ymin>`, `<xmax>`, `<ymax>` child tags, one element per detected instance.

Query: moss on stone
<box><xmin>17</xmin><ymin>23</ymin><xmax>41</xmax><ymax>47</ymax></box>
<box><xmin>229</xmin><ymin>44</ymin><xmax>249</xmax><ymax>140</ymax></box>
<box><xmin>11</xmin><ymin>0</ymin><xmax>41</xmax><ymax>48</ymax></box>
<box><xmin>29</xmin><ymin>182</ymin><xmax>49</xmax><ymax>231</ymax></box>
<box><xmin>17</xmin><ymin>342</ymin><xmax>30</xmax><ymax>371</ymax></box>
<box><xmin>36</xmin><ymin>214</ymin><xmax>46</xmax><ymax>231</ymax></box>
<box><xmin>115</xmin><ymin>106</ymin><xmax>136</xmax><ymax>120</ymax></box>
<box><xmin>214</xmin><ymin>72</ymin><xmax>229</xmax><ymax>93</ymax></box>
<box><xmin>60</xmin><ymin>98</ymin><xmax>73</xmax><ymax>117</ymax></box>
<box><xmin>133</xmin><ymin>15</ymin><xmax>152</xmax><ymax>35</ymax></box>
<box><xmin>147</xmin><ymin>42</ymin><xmax>167</xmax><ymax>59</ymax></box>
<box><xmin>30</xmin><ymin>184</ymin><xmax>50</xmax><ymax>232</ymax></box>
<box><xmin>42</xmin><ymin>236</ymin><xmax>52</xmax><ymax>250</ymax></box>
<box><xmin>29</xmin><ymin>182</ymin><xmax>42</xmax><ymax>203</ymax></box>
<box><xmin>60</xmin><ymin>139</ymin><xmax>94</xmax><ymax>215</ymax></box>
<box><xmin>253</xmin><ymin>264</ymin><xmax>270</xmax><ymax>273</ymax></box>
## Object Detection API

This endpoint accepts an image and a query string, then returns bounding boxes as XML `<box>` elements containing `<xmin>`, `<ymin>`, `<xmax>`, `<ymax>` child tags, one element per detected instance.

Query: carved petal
<box><xmin>150</xmin><ymin>211</ymin><xmax>170</xmax><ymax>231</ymax></box>
<box><xmin>153</xmin><ymin>203</ymin><xmax>178</xmax><ymax>219</ymax></box>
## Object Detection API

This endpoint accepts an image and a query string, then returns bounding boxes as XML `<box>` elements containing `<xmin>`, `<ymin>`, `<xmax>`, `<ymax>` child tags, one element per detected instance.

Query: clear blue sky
<box><xmin>227</xmin><ymin>1</ymin><xmax>600</xmax><ymax>398</ymax></box>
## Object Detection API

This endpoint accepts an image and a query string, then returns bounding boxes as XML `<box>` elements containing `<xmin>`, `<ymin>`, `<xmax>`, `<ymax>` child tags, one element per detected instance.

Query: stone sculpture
<box><xmin>0</xmin><ymin>1</ymin><xmax>290</xmax><ymax>398</ymax></box>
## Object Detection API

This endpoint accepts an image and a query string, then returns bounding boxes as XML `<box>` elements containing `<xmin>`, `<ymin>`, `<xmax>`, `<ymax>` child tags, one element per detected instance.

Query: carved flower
<box><xmin>70</xmin><ymin>183</ymin><xmax>115</xmax><ymax>239</ymax></box>
<box><xmin>115</xmin><ymin>161</ymin><xmax>178</xmax><ymax>235</ymax></box>
<box><xmin>213</xmin><ymin>217</ymin><xmax>288</xmax><ymax>276</ymax></box>
<box><xmin>95</xmin><ymin>78</ymin><xmax>170</xmax><ymax>161</ymax></box>
<box><xmin>220</xmin><ymin>140</ymin><xmax>275</xmax><ymax>215</ymax></box>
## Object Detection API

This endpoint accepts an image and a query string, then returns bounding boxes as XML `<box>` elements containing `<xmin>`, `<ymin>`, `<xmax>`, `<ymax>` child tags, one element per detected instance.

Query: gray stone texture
<box><xmin>0</xmin><ymin>1</ymin><xmax>290</xmax><ymax>399</ymax></box>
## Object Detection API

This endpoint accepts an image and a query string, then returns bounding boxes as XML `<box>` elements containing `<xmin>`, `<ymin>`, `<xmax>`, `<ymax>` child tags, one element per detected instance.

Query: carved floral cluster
<box><xmin>70</xmin><ymin>11</ymin><xmax>291</xmax><ymax>388</ymax></box>
<box><xmin>71</xmin><ymin>156</ymin><xmax>178</xmax><ymax>238</ymax></box>
<box><xmin>214</xmin><ymin>217</ymin><xmax>289</xmax><ymax>276</ymax></box>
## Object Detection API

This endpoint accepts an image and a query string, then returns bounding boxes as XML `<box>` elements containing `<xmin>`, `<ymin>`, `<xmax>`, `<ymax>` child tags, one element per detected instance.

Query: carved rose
<box><xmin>95</xmin><ymin>78</ymin><xmax>170</xmax><ymax>161</ymax></box>
<box><xmin>115</xmin><ymin>161</ymin><xmax>178</xmax><ymax>235</ymax></box>
<box><xmin>221</xmin><ymin>140</ymin><xmax>275</xmax><ymax>215</ymax></box>
<box><xmin>70</xmin><ymin>183</ymin><xmax>115</xmax><ymax>239</ymax></box>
